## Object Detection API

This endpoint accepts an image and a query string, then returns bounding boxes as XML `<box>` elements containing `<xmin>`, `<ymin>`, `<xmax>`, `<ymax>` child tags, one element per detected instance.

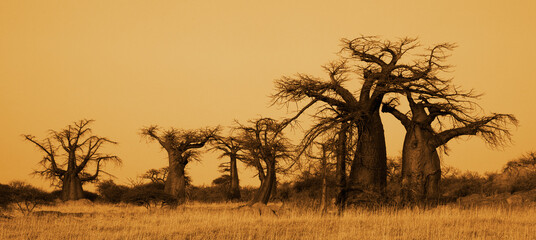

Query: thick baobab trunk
<box><xmin>250</xmin><ymin>160</ymin><xmax>276</xmax><ymax>205</ymax></box>
<box><xmin>61</xmin><ymin>174</ymin><xmax>84</xmax><ymax>201</ymax></box>
<box><xmin>165</xmin><ymin>161</ymin><xmax>187</xmax><ymax>202</ymax></box>
<box><xmin>402</xmin><ymin>125</ymin><xmax>441</xmax><ymax>204</ymax></box>
<box><xmin>229</xmin><ymin>155</ymin><xmax>241</xmax><ymax>201</ymax></box>
<box><xmin>348</xmin><ymin>110</ymin><xmax>387</xmax><ymax>203</ymax></box>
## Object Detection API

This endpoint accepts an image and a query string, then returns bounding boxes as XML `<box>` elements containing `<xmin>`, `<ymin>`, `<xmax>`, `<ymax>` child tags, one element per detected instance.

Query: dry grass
<box><xmin>1</xmin><ymin>201</ymin><xmax>535</xmax><ymax>240</ymax></box>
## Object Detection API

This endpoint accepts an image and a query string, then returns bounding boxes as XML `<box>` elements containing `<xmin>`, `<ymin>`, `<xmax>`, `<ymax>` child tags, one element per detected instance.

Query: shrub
<box><xmin>441</xmin><ymin>171</ymin><xmax>486</xmax><ymax>198</ymax></box>
<box><xmin>97</xmin><ymin>180</ymin><xmax>130</xmax><ymax>203</ymax></box>
<box><xmin>9</xmin><ymin>181</ymin><xmax>54</xmax><ymax>214</ymax></box>
<box><xmin>121</xmin><ymin>184</ymin><xmax>177</xmax><ymax>209</ymax></box>
<box><xmin>83</xmin><ymin>191</ymin><xmax>100</xmax><ymax>202</ymax></box>
<box><xmin>0</xmin><ymin>183</ymin><xmax>14</xmax><ymax>210</ymax></box>
<box><xmin>188</xmin><ymin>185</ymin><xmax>226</xmax><ymax>203</ymax></box>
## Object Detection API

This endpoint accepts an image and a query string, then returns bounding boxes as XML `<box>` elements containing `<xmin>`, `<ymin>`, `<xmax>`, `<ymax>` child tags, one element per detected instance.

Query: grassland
<box><xmin>1</xmin><ymin>201</ymin><xmax>535</xmax><ymax>240</ymax></box>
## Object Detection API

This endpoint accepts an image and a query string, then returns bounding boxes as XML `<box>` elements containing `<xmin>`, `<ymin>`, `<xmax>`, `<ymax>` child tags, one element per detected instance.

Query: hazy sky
<box><xmin>1</xmin><ymin>0</ymin><xmax>535</xmax><ymax>190</ymax></box>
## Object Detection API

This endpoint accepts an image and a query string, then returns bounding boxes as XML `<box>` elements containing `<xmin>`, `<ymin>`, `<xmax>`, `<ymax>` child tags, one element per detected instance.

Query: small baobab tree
<box><xmin>24</xmin><ymin>119</ymin><xmax>121</xmax><ymax>201</ymax></box>
<box><xmin>237</xmin><ymin>118</ymin><xmax>294</xmax><ymax>205</ymax></box>
<box><xmin>211</xmin><ymin>134</ymin><xmax>243</xmax><ymax>201</ymax></box>
<box><xmin>140</xmin><ymin>126</ymin><xmax>218</xmax><ymax>202</ymax></box>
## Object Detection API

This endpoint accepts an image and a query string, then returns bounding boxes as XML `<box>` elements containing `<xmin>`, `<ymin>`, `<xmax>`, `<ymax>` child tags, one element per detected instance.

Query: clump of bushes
<box><xmin>121</xmin><ymin>184</ymin><xmax>177</xmax><ymax>209</ymax></box>
<box><xmin>97</xmin><ymin>180</ymin><xmax>130</xmax><ymax>203</ymax></box>
<box><xmin>0</xmin><ymin>183</ymin><xmax>14</xmax><ymax>210</ymax></box>
<box><xmin>0</xmin><ymin>181</ymin><xmax>54</xmax><ymax>214</ymax></box>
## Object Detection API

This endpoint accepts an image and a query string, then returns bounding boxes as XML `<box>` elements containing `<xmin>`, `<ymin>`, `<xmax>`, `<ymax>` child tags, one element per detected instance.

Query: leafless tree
<box><xmin>382</xmin><ymin>84</ymin><xmax>517</xmax><ymax>204</ymax></box>
<box><xmin>274</xmin><ymin>36</ymin><xmax>454</xmax><ymax>205</ymax></box>
<box><xmin>210</xmin><ymin>133</ymin><xmax>243</xmax><ymax>201</ymax></box>
<box><xmin>141</xmin><ymin>167</ymin><xmax>168</xmax><ymax>185</ymax></box>
<box><xmin>23</xmin><ymin>119</ymin><xmax>120</xmax><ymax>201</ymax></box>
<box><xmin>140</xmin><ymin>126</ymin><xmax>218</xmax><ymax>202</ymax></box>
<box><xmin>236</xmin><ymin>118</ymin><xmax>294</xmax><ymax>205</ymax></box>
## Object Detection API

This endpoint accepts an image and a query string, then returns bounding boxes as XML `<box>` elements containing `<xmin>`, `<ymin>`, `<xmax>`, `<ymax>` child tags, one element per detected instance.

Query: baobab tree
<box><xmin>211</xmin><ymin>134</ymin><xmax>243</xmax><ymax>201</ymax></box>
<box><xmin>141</xmin><ymin>126</ymin><xmax>218</xmax><ymax>202</ymax></box>
<box><xmin>237</xmin><ymin>118</ymin><xmax>293</xmax><ymax>205</ymax></box>
<box><xmin>382</xmin><ymin>90</ymin><xmax>517</xmax><ymax>203</ymax></box>
<box><xmin>273</xmin><ymin>36</ymin><xmax>453</xmax><ymax>205</ymax></box>
<box><xmin>24</xmin><ymin>119</ymin><xmax>121</xmax><ymax>201</ymax></box>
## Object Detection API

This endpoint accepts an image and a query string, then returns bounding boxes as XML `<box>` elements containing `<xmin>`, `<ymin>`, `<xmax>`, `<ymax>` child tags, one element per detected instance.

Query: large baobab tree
<box><xmin>274</xmin><ymin>36</ymin><xmax>452</xmax><ymax>205</ymax></box>
<box><xmin>141</xmin><ymin>126</ymin><xmax>218</xmax><ymax>202</ymax></box>
<box><xmin>382</xmin><ymin>90</ymin><xmax>517</xmax><ymax>203</ymax></box>
<box><xmin>24</xmin><ymin>119</ymin><xmax>121</xmax><ymax>201</ymax></box>
<box><xmin>211</xmin><ymin>134</ymin><xmax>243</xmax><ymax>201</ymax></box>
<box><xmin>237</xmin><ymin>118</ymin><xmax>293</xmax><ymax>205</ymax></box>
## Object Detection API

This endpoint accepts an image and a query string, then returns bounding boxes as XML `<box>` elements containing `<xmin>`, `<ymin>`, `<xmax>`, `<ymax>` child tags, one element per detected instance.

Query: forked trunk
<box><xmin>165</xmin><ymin>161</ymin><xmax>187</xmax><ymax>202</ymax></box>
<box><xmin>61</xmin><ymin>174</ymin><xmax>84</xmax><ymax>201</ymax></box>
<box><xmin>250</xmin><ymin>160</ymin><xmax>276</xmax><ymax>205</ymax></box>
<box><xmin>229</xmin><ymin>155</ymin><xmax>241</xmax><ymax>201</ymax></box>
<box><xmin>401</xmin><ymin>124</ymin><xmax>441</xmax><ymax>204</ymax></box>
<box><xmin>348</xmin><ymin>110</ymin><xmax>387</xmax><ymax>204</ymax></box>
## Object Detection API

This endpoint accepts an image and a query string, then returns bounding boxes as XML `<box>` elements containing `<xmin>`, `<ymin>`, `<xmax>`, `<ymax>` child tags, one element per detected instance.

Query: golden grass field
<box><xmin>1</xmin><ymin>201</ymin><xmax>535</xmax><ymax>240</ymax></box>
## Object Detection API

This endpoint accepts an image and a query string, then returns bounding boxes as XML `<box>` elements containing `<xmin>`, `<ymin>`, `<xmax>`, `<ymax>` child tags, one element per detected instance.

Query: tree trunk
<box><xmin>348</xmin><ymin>110</ymin><xmax>387</xmax><ymax>204</ymax></box>
<box><xmin>401</xmin><ymin>124</ymin><xmax>441</xmax><ymax>204</ymax></box>
<box><xmin>165</xmin><ymin>161</ymin><xmax>187</xmax><ymax>202</ymax></box>
<box><xmin>229</xmin><ymin>155</ymin><xmax>241</xmax><ymax>201</ymax></box>
<box><xmin>250</xmin><ymin>160</ymin><xmax>276</xmax><ymax>205</ymax></box>
<box><xmin>61</xmin><ymin>174</ymin><xmax>84</xmax><ymax>201</ymax></box>
<box><xmin>320</xmin><ymin>147</ymin><xmax>328</xmax><ymax>215</ymax></box>
<box><xmin>335</xmin><ymin>122</ymin><xmax>349</xmax><ymax>213</ymax></box>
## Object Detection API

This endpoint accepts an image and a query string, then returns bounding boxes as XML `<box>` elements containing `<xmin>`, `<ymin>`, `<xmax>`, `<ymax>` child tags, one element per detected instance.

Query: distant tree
<box><xmin>141</xmin><ymin>167</ymin><xmax>168</xmax><ymax>185</ymax></box>
<box><xmin>24</xmin><ymin>119</ymin><xmax>121</xmax><ymax>201</ymax></box>
<box><xmin>140</xmin><ymin>167</ymin><xmax>192</xmax><ymax>187</ymax></box>
<box><xmin>140</xmin><ymin>126</ymin><xmax>218</xmax><ymax>202</ymax></box>
<box><xmin>237</xmin><ymin>118</ymin><xmax>293</xmax><ymax>205</ymax></box>
<box><xmin>503</xmin><ymin>152</ymin><xmax>536</xmax><ymax>174</ymax></box>
<box><xmin>211</xmin><ymin>134</ymin><xmax>243</xmax><ymax>201</ymax></box>
<box><xmin>502</xmin><ymin>152</ymin><xmax>536</xmax><ymax>192</ymax></box>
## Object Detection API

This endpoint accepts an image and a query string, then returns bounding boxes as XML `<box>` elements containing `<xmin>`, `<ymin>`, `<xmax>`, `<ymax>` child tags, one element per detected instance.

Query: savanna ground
<box><xmin>1</xmin><ymin>201</ymin><xmax>535</xmax><ymax>240</ymax></box>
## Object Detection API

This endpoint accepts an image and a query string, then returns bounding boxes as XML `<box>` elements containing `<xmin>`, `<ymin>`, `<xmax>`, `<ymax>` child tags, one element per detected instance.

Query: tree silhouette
<box><xmin>383</xmin><ymin>90</ymin><xmax>517</xmax><ymax>203</ymax></box>
<box><xmin>237</xmin><ymin>118</ymin><xmax>293</xmax><ymax>205</ymax></box>
<box><xmin>273</xmin><ymin>36</ymin><xmax>455</xmax><ymax>205</ymax></box>
<box><xmin>140</xmin><ymin>126</ymin><xmax>218</xmax><ymax>202</ymax></box>
<box><xmin>24</xmin><ymin>119</ymin><xmax>120</xmax><ymax>201</ymax></box>
<box><xmin>211</xmin><ymin>133</ymin><xmax>243</xmax><ymax>201</ymax></box>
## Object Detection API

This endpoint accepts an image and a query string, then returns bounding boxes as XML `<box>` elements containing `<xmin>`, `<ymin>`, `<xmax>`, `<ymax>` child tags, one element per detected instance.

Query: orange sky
<box><xmin>1</xmin><ymin>0</ymin><xmax>535</xmax><ymax>190</ymax></box>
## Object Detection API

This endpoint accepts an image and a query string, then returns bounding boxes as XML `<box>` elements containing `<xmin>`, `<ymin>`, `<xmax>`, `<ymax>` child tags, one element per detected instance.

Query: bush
<box><xmin>510</xmin><ymin>172</ymin><xmax>536</xmax><ymax>192</ymax></box>
<box><xmin>97</xmin><ymin>180</ymin><xmax>130</xmax><ymax>203</ymax></box>
<box><xmin>83</xmin><ymin>191</ymin><xmax>100</xmax><ymax>202</ymax></box>
<box><xmin>9</xmin><ymin>181</ymin><xmax>54</xmax><ymax>214</ymax></box>
<box><xmin>121</xmin><ymin>184</ymin><xmax>177</xmax><ymax>209</ymax></box>
<box><xmin>0</xmin><ymin>183</ymin><xmax>14</xmax><ymax>210</ymax></box>
<box><xmin>188</xmin><ymin>185</ymin><xmax>226</xmax><ymax>203</ymax></box>
<box><xmin>441</xmin><ymin>171</ymin><xmax>486</xmax><ymax>198</ymax></box>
